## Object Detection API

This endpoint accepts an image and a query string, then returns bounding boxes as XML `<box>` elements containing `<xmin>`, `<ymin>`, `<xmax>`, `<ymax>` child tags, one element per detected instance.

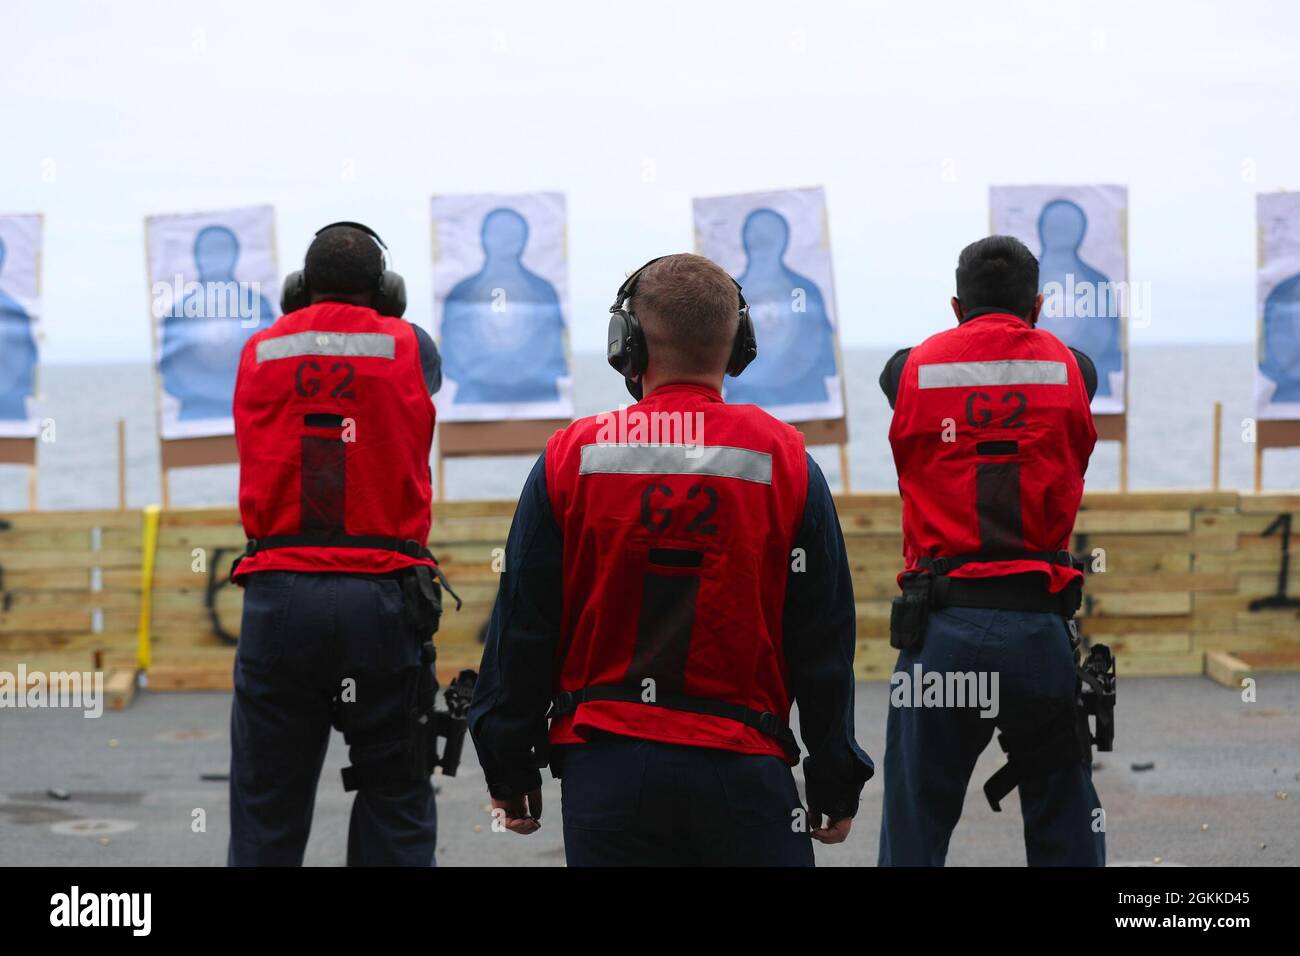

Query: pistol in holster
<box><xmin>1071</xmin><ymin>622</ymin><xmax>1116</xmax><ymax>761</ymax></box>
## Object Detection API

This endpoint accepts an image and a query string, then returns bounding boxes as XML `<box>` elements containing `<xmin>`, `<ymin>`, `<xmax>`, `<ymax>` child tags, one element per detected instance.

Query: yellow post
<box><xmin>136</xmin><ymin>504</ymin><xmax>162</xmax><ymax>671</ymax></box>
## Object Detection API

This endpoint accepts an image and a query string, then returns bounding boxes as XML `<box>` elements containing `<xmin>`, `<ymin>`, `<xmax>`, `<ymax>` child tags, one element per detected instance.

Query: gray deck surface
<box><xmin>2</xmin><ymin>674</ymin><xmax>1296</xmax><ymax>867</ymax></box>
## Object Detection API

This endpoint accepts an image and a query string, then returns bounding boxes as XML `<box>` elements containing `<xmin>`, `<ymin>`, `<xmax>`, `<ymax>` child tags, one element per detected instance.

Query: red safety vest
<box><xmin>232</xmin><ymin>301</ymin><xmax>436</xmax><ymax>578</ymax></box>
<box><xmin>889</xmin><ymin>312</ymin><xmax>1097</xmax><ymax>592</ymax></box>
<box><xmin>546</xmin><ymin>383</ymin><xmax>809</xmax><ymax>762</ymax></box>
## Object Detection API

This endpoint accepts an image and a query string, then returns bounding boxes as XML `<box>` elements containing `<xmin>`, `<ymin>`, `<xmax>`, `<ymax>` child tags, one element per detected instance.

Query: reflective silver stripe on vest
<box><xmin>917</xmin><ymin>359</ymin><xmax>1068</xmax><ymax>389</ymax></box>
<box><xmin>579</xmin><ymin>443</ymin><xmax>773</xmax><ymax>485</ymax></box>
<box><xmin>256</xmin><ymin>331</ymin><xmax>396</xmax><ymax>363</ymax></box>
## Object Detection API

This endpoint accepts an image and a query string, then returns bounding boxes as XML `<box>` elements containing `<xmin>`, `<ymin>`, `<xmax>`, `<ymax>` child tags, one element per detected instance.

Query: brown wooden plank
<box><xmin>0</xmin><ymin>510</ymin><xmax>141</xmax><ymax>531</ymax></box>
<box><xmin>1081</xmin><ymin>491</ymin><xmax>1238</xmax><ymax>510</ymax></box>
<box><xmin>438</xmin><ymin>419</ymin><xmax>568</xmax><ymax>457</ymax></box>
<box><xmin>0</xmin><ymin>549</ymin><xmax>142</xmax><ymax>571</ymax></box>
<box><xmin>1083</xmin><ymin>573</ymin><xmax>1237</xmax><ymax>594</ymax></box>
<box><xmin>1238</xmin><ymin>494</ymin><xmax>1300</xmax><ymax>514</ymax></box>
<box><xmin>1074</xmin><ymin>510</ymin><xmax>1192</xmax><ymax>533</ymax></box>
<box><xmin>104</xmin><ymin>668</ymin><xmax>138</xmax><ymax>710</ymax></box>
<box><xmin>1087</xmin><ymin>592</ymin><xmax>1192</xmax><ymax>616</ymax></box>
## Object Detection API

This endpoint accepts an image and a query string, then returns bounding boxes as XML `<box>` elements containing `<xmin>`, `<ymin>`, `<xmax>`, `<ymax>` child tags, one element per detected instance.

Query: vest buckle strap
<box><xmin>756</xmin><ymin>711</ymin><xmax>781</xmax><ymax>737</ymax></box>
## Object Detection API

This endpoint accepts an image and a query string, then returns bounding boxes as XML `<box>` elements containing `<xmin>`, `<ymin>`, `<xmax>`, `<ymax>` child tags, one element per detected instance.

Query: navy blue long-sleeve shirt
<box><xmin>469</xmin><ymin>451</ymin><xmax>874</xmax><ymax>818</ymax></box>
<box><xmin>411</xmin><ymin>323</ymin><xmax>442</xmax><ymax>396</ymax></box>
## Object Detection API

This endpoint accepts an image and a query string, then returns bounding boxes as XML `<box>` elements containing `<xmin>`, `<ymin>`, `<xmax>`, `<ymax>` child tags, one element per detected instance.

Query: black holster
<box><xmin>400</xmin><ymin>565</ymin><xmax>444</xmax><ymax>640</ymax></box>
<box><xmin>889</xmin><ymin>571</ymin><xmax>933</xmax><ymax>650</ymax></box>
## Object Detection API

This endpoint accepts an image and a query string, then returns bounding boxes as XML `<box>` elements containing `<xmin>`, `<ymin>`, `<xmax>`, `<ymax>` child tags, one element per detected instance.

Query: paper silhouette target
<box><xmin>146</xmin><ymin>205</ymin><xmax>279</xmax><ymax>439</ymax></box>
<box><xmin>1257</xmin><ymin>193</ymin><xmax>1300</xmax><ymax>420</ymax></box>
<box><xmin>693</xmin><ymin>187</ymin><xmax>845</xmax><ymax>423</ymax></box>
<box><xmin>430</xmin><ymin>193</ymin><xmax>573</xmax><ymax>423</ymax></box>
<box><xmin>0</xmin><ymin>214</ymin><xmax>42</xmax><ymax>438</ymax></box>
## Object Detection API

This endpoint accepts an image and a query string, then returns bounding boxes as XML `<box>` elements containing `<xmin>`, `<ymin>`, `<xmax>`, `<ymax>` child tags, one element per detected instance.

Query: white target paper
<box><xmin>145</xmin><ymin>205</ymin><xmax>279</xmax><ymax>440</ymax></box>
<box><xmin>990</xmin><ymin>185</ymin><xmax>1128</xmax><ymax>414</ymax></box>
<box><xmin>0</xmin><ymin>214</ymin><xmax>42</xmax><ymax>438</ymax></box>
<box><xmin>693</xmin><ymin>187</ymin><xmax>844</xmax><ymax>423</ymax></box>
<box><xmin>430</xmin><ymin>192</ymin><xmax>574</xmax><ymax>422</ymax></box>
<box><xmin>1256</xmin><ymin>192</ymin><xmax>1300</xmax><ymax>421</ymax></box>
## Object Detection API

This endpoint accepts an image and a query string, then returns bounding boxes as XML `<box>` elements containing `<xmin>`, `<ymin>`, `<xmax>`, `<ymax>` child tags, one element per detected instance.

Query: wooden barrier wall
<box><xmin>0</xmin><ymin>509</ymin><xmax>141</xmax><ymax>677</ymax></box>
<box><xmin>1</xmin><ymin>492</ymin><xmax>1297</xmax><ymax>687</ymax></box>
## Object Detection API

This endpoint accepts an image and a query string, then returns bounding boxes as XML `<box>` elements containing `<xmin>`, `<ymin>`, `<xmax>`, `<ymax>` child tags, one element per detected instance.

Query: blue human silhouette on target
<box><xmin>725</xmin><ymin>208</ymin><xmax>837</xmax><ymax>407</ymax></box>
<box><xmin>0</xmin><ymin>237</ymin><xmax>38</xmax><ymax>421</ymax></box>
<box><xmin>1261</xmin><ymin>271</ymin><xmax>1300</xmax><ymax>403</ymax></box>
<box><xmin>1035</xmin><ymin>200</ymin><xmax>1122</xmax><ymax>397</ymax></box>
<box><xmin>161</xmin><ymin>225</ymin><xmax>274</xmax><ymax>421</ymax></box>
<box><xmin>440</xmin><ymin>208</ymin><xmax>568</xmax><ymax>404</ymax></box>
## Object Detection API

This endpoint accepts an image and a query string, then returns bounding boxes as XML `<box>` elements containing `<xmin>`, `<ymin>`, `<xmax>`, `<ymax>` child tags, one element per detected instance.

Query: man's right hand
<box><xmin>492</xmin><ymin>789</ymin><xmax>543</xmax><ymax>835</ymax></box>
<box><xmin>809</xmin><ymin>809</ymin><xmax>853</xmax><ymax>845</ymax></box>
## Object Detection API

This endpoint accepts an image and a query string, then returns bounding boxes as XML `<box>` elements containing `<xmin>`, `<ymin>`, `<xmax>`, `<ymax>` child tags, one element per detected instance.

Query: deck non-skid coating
<box><xmin>1</xmin><ymin>675</ymin><xmax>1296</xmax><ymax>867</ymax></box>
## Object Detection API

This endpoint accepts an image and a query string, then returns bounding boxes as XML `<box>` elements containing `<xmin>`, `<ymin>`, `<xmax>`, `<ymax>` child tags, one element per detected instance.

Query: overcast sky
<box><xmin>2</xmin><ymin>0</ymin><xmax>1296</xmax><ymax>364</ymax></box>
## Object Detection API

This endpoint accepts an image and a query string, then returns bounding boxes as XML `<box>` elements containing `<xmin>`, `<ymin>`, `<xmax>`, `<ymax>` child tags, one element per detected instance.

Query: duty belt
<box><xmin>239</xmin><ymin>534</ymin><xmax>461</xmax><ymax>607</ymax></box>
<box><xmin>930</xmin><ymin>573</ymin><xmax>1080</xmax><ymax>616</ymax></box>
<box><xmin>244</xmin><ymin>534</ymin><xmax>433</xmax><ymax>559</ymax></box>
<box><xmin>918</xmin><ymin>550</ymin><xmax>1083</xmax><ymax>618</ymax></box>
<box><xmin>551</xmin><ymin>685</ymin><xmax>800</xmax><ymax>762</ymax></box>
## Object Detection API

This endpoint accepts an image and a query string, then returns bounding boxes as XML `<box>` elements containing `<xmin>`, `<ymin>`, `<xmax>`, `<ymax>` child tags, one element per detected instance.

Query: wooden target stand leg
<box><xmin>158</xmin><ymin>434</ymin><xmax>239</xmax><ymax>509</ymax></box>
<box><xmin>0</xmin><ymin>437</ymin><xmax>39</xmax><ymax>510</ymax></box>
<box><xmin>792</xmin><ymin>418</ymin><xmax>852</xmax><ymax>495</ymax></box>
<box><xmin>1094</xmin><ymin>413</ymin><xmax>1128</xmax><ymax>492</ymax></box>
<box><xmin>1254</xmin><ymin>420</ymin><xmax>1300</xmax><ymax>492</ymax></box>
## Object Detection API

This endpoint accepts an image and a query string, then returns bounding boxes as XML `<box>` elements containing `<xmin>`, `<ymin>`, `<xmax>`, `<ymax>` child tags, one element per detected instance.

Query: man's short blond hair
<box><xmin>630</xmin><ymin>253</ymin><xmax>739</xmax><ymax>376</ymax></box>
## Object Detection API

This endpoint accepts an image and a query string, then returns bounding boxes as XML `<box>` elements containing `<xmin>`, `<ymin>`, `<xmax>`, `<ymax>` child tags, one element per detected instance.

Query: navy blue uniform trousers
<box><xmin>559</xmin><ymin>734</ymin><xmax>815</xmax><ymax>867</ymax></box>
<box><xmin>878</xmin><ymin>607</ymin><xmax>1105</xmax><ymax>867</ymax></box>
<box><xmin>228</xmin><ymin>571</ymin><xmax>437</xmax><ymax>866</ymax></box>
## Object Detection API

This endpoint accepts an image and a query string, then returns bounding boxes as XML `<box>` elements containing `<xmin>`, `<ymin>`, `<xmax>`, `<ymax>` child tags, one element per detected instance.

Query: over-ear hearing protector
<box><xmin>606</xmin><ymin>255</ymin><xmax>757</xmax><ymax>401</ymax></box>
<box><xmin>281</xmin><ymin>221</ymin><xmax>408</xmax><ymax>318</ymax></box>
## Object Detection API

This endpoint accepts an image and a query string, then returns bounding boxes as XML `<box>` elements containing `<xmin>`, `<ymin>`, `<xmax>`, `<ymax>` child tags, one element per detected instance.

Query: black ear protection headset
<box><xmin>281</xmin><ymin>221</ymin><xmax>408</xmax><ymax>318</ymax></box>
<box><xmin>606</xmin><ymin>256</ymin><xmax>758</xmax><ymax>400</ymax></box>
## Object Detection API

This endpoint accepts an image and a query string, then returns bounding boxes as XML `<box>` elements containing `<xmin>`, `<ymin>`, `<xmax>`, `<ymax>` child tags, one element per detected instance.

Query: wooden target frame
<box><xmin>144</xmin><ymin>210</ymin><xmax>277</xmax><ymax>506</ymax></box>
<box><xmin>434</xmin><ymin>419</ymin><xmax>569</xmax><ymax>500</ymax></box>
<box><xmin>0</xmin><ymin>437</ymin><xmax>37</xmax><ymax>510</ymax></box>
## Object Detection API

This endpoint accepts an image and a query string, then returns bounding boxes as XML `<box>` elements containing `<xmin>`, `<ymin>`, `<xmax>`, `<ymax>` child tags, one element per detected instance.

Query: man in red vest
<box><xmin>469</xmin><ymin>253</ymin><xmax>873</xmax><ymax>865</ymax></box>
<box><xmin>228</xmin><ymin>223</ymin><xmax>449</xmax><ymax>866</ymax></box>
<box><xmin>877</xmin><ymin>235</ymin><xmax>1105</xmax><ymax>866</ymax></box>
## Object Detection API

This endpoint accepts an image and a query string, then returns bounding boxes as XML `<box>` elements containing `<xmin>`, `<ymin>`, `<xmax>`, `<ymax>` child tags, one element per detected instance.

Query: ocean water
<box><xmin>1</xmin><ymin>344</ymin><xmax>1296</xmax><ymax>512</ymax></box>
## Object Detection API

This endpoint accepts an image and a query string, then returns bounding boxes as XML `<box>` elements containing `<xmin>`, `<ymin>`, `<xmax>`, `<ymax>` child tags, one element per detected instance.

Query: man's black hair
<box><xmin>304</xmin><ymin>226</ymin><xmax>383</xmax><ymax>294</ymax></box>
<box><xmin>955</xmin><ymin>235</ymin><xmax>1039</xmax><ymax>317</ymax></box>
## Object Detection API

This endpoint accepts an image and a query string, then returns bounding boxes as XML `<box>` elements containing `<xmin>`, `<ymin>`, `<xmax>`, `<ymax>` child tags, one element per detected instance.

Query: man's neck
<box><xmin>642</xmin><ymin>372</ymin><xmax>725</xmax><ymax>398</ymax></box>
